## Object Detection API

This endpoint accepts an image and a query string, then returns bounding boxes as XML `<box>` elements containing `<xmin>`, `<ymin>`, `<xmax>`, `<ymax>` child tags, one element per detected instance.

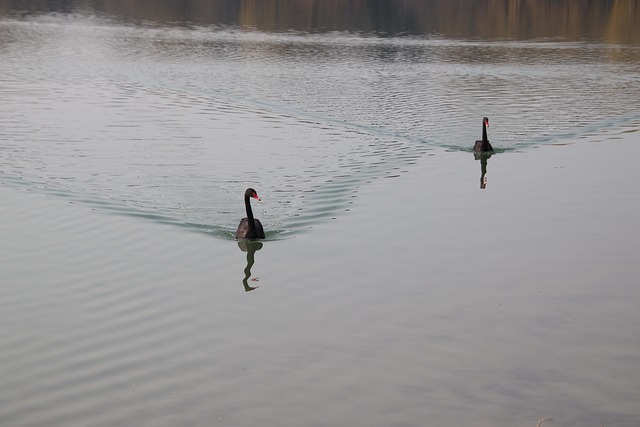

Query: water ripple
<box><xmin>2</xmin><ymin>14</ymin><xmax>640</xmax><ymax>238</ymax></box>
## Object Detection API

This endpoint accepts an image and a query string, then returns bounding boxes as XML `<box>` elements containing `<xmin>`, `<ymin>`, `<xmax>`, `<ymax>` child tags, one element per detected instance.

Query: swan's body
<box><xmin>236</xmin><ymin>217</ymin><xmax>264</xmax><ymax>239</ymax></box>
<box><xmin>236</xmin><ymin>188</ymin><xmax>265</xmax><ymax>240</ymax></box>
<box><xmin>473</xmin><ymin>117</ymin><xmax>493</xmax><ymax>152</ymax></box>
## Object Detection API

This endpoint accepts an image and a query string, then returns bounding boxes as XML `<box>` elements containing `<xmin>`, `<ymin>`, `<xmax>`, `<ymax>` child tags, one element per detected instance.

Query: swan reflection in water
<box><xmin>237</xmin><ymin>240</ymin><xmax>263</xmax><ymax>292</ymax></box>
<box><xmin>474</xmin><ymin>151</ymin><xmax>492</xmax><ymax>189</ymax></box>
<box><xmin>472</xmin><ymin>117</ymin><xmax>494</xmax><ymax>189</ymax></box>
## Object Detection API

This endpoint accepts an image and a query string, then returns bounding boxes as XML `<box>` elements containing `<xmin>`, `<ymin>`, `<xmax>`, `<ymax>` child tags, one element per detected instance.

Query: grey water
<box><xmin>2</xmin><ymin>4</ymin><xmax>640</xmax><ymax>236</ymax></box>
<box><xmin>1</xmin><ymin>2</ymin><xmax>640</xmax><ymax>427</ymax></box>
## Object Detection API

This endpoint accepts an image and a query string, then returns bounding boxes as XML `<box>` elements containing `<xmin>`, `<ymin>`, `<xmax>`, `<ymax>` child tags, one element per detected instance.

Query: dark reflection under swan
<box><xmin>474</xmin><ymin>151</ymin><xmax>493</xmax><ymax>189</ymax></box>
<box><xmin>237</xmin><ymin>240</ymin><xmax>263</xmax><ymax>292</ymax></box>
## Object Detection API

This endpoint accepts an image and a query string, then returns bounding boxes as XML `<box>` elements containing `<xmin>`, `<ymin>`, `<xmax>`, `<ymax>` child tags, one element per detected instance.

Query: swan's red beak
<box><xmin>253</xmin><ymin>194</ymin><xmax>261</xmax><ymax>201</ymax></box>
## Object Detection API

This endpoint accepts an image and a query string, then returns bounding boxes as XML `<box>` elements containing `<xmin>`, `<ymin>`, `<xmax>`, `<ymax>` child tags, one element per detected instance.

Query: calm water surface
<box><xmin>1</xmin><ymin>2</ymin><xmax>640</xmax><ymax>426</ymax></box>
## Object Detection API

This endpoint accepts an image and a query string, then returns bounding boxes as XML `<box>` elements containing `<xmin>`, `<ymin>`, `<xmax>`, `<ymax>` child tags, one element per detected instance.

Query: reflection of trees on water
<box><xmin>1</xmin><ymin>0</ymin><xmax>639</xmax><ymax>44</ymax></box>
<box><xmin>237</xmin><ymin>240</ymin><xmax>262</xmax><ymax>292</ymax></box>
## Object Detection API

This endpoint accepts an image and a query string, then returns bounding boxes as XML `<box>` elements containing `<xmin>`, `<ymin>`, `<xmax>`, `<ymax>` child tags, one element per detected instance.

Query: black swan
<box><xmin>473</xmin><ymin>117</ymin><xmax>493</xmax><ymax>152</ymax></box>
<box><xmin>235</xmin><ymin>188</ymin><xmax>265</xmax><ymax>240</ymax></box>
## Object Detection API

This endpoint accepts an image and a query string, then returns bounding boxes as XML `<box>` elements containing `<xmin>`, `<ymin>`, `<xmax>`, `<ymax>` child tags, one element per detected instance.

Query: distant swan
<box><xmin>236</xmin><ymin>188</ymin><xmax>265</xmax><ymax>240</ymax></box>
<box><xmin>473</xmin><ymin>117</ymin><xmax>493</xmax><ymax>152</ymax></box>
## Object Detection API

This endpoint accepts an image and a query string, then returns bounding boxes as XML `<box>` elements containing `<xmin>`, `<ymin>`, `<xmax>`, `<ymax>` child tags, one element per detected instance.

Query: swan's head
<box><xmin>483</xmin><ymin>117</ymin><xmax>489</xmax><ymax>127</ymax></box>
<box><xmin>245</xmin><ymin>187</ymin><xmax>261</xmax><ymax>201</ymax></box>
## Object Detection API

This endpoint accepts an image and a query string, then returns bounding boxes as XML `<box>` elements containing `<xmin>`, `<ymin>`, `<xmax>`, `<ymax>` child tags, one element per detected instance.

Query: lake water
<box><xmin>1</xmin><ymin>2</ymin><xmax>640</xmax><ymax>426</ymax></box>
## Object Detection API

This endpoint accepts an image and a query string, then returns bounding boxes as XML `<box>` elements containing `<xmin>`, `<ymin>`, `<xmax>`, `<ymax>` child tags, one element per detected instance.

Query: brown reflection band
<box><xmin>1</xmin><ymin>0</ymin><xmax>639</xmax><ymax>44</ymax></box>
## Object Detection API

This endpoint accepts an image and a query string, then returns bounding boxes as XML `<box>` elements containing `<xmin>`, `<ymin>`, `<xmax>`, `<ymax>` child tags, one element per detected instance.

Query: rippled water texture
<box><xmin>2</xmin><ymin>3</ymin><xmax>640</xmax><ymax>427</ymax></box>
<box><xmin>1</xmin><ymin>12</ymin><xmax>639</xmax><ymax>236</ymax></box>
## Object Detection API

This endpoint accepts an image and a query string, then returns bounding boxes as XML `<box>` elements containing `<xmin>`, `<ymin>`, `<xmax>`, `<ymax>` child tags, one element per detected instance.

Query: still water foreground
<box><xmin>2</xmin><ymin>126</ymin><xmax>640</xmax><ymax>427</ymax></box>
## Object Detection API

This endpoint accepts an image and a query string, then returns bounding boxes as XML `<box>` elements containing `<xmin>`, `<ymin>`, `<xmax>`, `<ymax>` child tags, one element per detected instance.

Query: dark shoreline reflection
<box><xmin>237</xmin><ymin>240</ymin><xmax>262</xmax><ymax>292</ymax></box>
<box><xmin>1</xmin><ymin>0</ymin><xmax>639</xmax><ymax>44</ymax></box>
<box><xmin>474</xmin><ymin>152</ymin><xmax>492</xmax><ymax>190</ymax></box>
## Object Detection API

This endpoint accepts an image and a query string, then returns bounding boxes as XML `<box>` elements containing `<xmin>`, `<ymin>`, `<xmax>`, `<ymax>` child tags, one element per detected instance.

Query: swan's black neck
<box><xmin>482</xmin><ymin>122</ymin><xmax>488</xmax><ymax>143</ymax></box>
<box><xmin>244</xmin><ymin>195</ymin><xmax>256</xmax><ymax>231</ymax></box>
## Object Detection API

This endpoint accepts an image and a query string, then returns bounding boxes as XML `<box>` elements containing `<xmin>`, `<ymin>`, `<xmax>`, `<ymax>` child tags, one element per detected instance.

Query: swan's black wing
<box><xmin>236</xmin><ymin>217</ymin><xmax>250</xmax><ymax>239</ymax></box>
<box><xmin>474</xmin><ymin>139</ymin><xmax>493</xmax><ymax>152</ymax></box>
<box><xmin>236</xmin><ymin>217</ymin><xmax>265</xmax><ymax>239</ymax></box>
<box><xmin>253</xmin><ymin>219</ymin><xmax>265</xmax><ymax>239</ymax></box>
